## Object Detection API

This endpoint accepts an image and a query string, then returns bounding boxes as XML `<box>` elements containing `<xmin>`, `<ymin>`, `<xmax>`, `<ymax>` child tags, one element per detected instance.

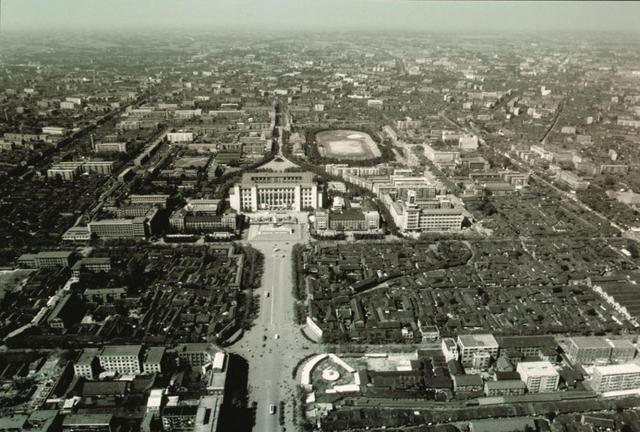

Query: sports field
<box><xmin>315</xmin><ymin>130</ymin><xmax>382</xmax><ymax>160</ymax></box>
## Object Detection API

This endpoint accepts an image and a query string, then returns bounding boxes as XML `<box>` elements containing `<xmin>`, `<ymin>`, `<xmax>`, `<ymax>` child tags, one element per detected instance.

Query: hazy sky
<box><xmin>2</xmin><ymin>0</ymin><xmax>640</xmax><ymax>34</ymax></box>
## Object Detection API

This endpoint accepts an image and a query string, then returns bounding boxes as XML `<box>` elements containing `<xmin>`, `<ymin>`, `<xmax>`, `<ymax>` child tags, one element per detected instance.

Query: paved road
<box><xmin>229</xmin><ymin>230</ymin><xmax>313</xmax><ymax>432</ymax></box>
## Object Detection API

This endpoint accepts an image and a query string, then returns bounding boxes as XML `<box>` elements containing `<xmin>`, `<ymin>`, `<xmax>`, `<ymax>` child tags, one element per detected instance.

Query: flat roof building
<box><xmin>516</xmin><ymin>361</ymin><xmax>559</xmax><ymax>393</ymax></box>
<box><xmin>457</xmin><ymin>334</ymin><xmax>499</xmax><ymax>368</ymax></box>
<box><xmin>591</xmin><ymin>363</ymin><xmax>640</xmax><ymax>394</ymax></box>
<box><xmin>98</xmin><ymin>345</ymin><xmax>142</xmax><ymax>375</ymax></box>
<box><xmin>17</xmin><ymin>251</ymin><xmax>74</xmax><ymax>269</ymax></box>
<box><xmin>567</xmin><ymin>336</ymin><xmax>612</xmax><ymax>365</ymax></box>
<box><xmin>229</xmin><ymin>171</ymin><xmax>322</xmax><ymax>212</ymax></box>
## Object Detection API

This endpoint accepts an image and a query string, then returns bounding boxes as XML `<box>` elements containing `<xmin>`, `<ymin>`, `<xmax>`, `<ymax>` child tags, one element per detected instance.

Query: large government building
<box><xmin>230</xmin><ymin>171</ymin><xmax>322</xmax><ymax>212</ymax></box>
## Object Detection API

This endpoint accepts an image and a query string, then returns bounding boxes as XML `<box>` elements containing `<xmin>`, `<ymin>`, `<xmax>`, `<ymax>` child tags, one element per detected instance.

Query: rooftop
<box><xmin>516</xmin><ymin>361</ymin><xmax>559</xmax><ymax>377</ymax></box>
<box><xmin>240</xmin><ymin>170</ymin><xmax>314</xmax><ymax>185</ymax></box>
<box><xmin>144</xmin><ymin>346</ymin><xmax>166</xmax><ymax>364</ymax></box>
<box><xmin>569</xmin><ymin>336</ymin><xmax>611</xmax><ymax>349</ymax></box>
<box><xmin>99</xmin><ymin>344</ymin><xmax>142</xmax><ymax>358</ymax></box>
<box><xmin>593</xmin><ymin>363</ymin><xmax>640</xmax><ymax>376</ymax></box>
<box><xmin>458</xmin><ymin>334</ymin><xmax>499</xmax><ymax>348</ymax></box>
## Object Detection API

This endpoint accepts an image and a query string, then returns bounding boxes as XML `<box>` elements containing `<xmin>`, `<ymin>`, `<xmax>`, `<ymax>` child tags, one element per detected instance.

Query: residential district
<box><xmin>2</xmin><ymin>28</ymin><xmax>640</xmax><ymax>432</ymax></box>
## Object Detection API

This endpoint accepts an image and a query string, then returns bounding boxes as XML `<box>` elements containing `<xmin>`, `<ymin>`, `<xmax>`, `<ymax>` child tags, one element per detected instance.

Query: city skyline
<box><xmin>1</xmin><ymin>0</ymin><xmax>640</xmax><ymax>34</ymax></box>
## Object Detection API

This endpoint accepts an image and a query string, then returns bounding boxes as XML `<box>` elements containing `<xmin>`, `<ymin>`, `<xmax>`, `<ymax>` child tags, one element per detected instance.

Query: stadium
<box><xmin>315</xmin><ymin>129</ymin><xmax>382</xmax><ymax>161</ymax></box>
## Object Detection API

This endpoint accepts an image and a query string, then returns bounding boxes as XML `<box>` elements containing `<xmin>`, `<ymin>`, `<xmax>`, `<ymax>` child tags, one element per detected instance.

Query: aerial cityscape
<box><xmin>2</xmin><ymin>1</ymin><xmax>640</xmax><ymax>431</ymax></box>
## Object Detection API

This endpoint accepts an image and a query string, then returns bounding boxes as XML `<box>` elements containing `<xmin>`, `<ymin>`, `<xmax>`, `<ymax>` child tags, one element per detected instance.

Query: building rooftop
<box><xmin>144</xmin><ymin>346</ymin><xmax>166</xmax><ymax>364</ymax></box>
<box><xmin>608</xmin><ymin>339</ymin><xmax>636</xmax><ymax>349</ymax></box>
<box><xmin>516</xmin><ymin>361</ymin><xmax>559</xmax><ymax>377</ymax></box>
<box><xmin>99</xmin><ymin>345</ymin><xmax>142</xmax><ymax>357</ymax></box>
<box><xmin>62</xmin><ymin>414</ymin><xmax>113</xmax><ymax>426</ymax></box>
<box><xmin>458</xmin><ymin>334</ymin><xmax>499</xmax><ymax>348</ymax></box>
<box><xmin>569</xmin><ymin>336</ymin><xmax>611</xmax><ymax>349</ymax></box>
<box><xmin>240</xmin><ymin>171</ymin><xmax>314</xmax><ymax>185</ymax></box>
<box><xmin>76</xmin><ymin>348</ymin><xmax>100</xmax><ymax>365</ymax></box>
<box><xmin>485</xmin><ymin>379</ymin><xmax>527</xmax><ymax>390</ymax></box>
<box><xmin>593</xmin><ymin>363</ymin><xmax>640</xmax><ymax>376</ymax></box>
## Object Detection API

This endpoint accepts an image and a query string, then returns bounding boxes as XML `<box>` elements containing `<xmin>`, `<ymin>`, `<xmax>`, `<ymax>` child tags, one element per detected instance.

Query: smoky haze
<box><xmin>2</xmin><ymin>0</ymin><xmax>640</xmax><ymax>34</ymax></box>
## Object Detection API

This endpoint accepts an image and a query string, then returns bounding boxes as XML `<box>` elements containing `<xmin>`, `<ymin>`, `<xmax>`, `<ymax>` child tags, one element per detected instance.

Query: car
<box><xmin>274</xmin><ymin>334</ymin><xmax>279</xmax><ymax>339</ymax></box>
<box><xmin>265</xmin><ymin>292</ymin><xmax>270</xmax><ymax>298</ymax></box>
<box><xmin>269</xmin><ymin>404</ymin><xmax>276</xmax><ymax>415</ymax></box>
<box><xmin>273</xmin><ymin>247</ymin><xmax>280</xmax><ymax>252</ymax></box>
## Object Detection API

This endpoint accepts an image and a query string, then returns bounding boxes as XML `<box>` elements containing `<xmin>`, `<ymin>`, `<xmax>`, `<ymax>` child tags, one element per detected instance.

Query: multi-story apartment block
<box><xmin>388</xmin><ymin>193</ymin><xmax>464</xmax><ymax>233</ymax></box>
<box><xmin>143</xmin><ymin>347</ymin><xmax>166</xmax><ymax>374</ymax></box>
<box><xmin>457</xmin><ymin>334</ymin><xmax>499</xmax><ymax>368</ymax></box>
<box><xmin>74</xmin><ymin>348</ymin><xmax>100</xmax><ymax>379</ymax></box>
<box><xmin>97</xmin><ymin>345</ymin><xmax>142</xmax><ymax>375</ymax></box>
<box><xmin>95</xmin><ymin>142</ymin><xmax>128</xmax><ymax>153</ymax></box>
<box><xmin>517</xmin><ymin>361</ymin><xmax>559</xmax><ymax>393</ymax></box>
<box><xmin>128</xmin><ymin>194</ymin><xmax>169</xmax><ymax>208</ymax></box>
<box><xmin>174</xmin><ymin>343</ymin><xmax>219</xmax><ymax>368</ymax></box>
<box><xmin>591</xmin><ymin>363</ymin><xmax>640</xmax><ymax>393</ymax></box>
<box><xmin>608</xmin><ymin>339</ymin><xmax>637</xmax><ymax>363</ymax></box>
<box><xmin>17</xmin><ymin>251</ymin><xmax>74</xmax><ymax>269</ymax></box>
<box><xmin>89</xmin><ymin>217</ymin><xmax>148</xmax><ymax>239</ymax></box>
<box><xmin>567</xmin><ymin>337</ymin><xmax>613</xmax><ymax>365</ymax></box>
<box><xmin>314</xmin><ymin>205</ymin><xmax>380</xmax><ymax>232</ymax></box>
<box><xmin>484</xmin><ymin>380</ymin><xmax>527</xmax><ymax>397</ymax></box>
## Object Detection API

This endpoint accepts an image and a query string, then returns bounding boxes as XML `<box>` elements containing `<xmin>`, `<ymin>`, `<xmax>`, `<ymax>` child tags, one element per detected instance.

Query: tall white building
<box><xmin>388</xmin><ymin>193</ymin><xmax>464</xmax><ymax>233</ymax></box>
<box><xmin>457</xmin><ymin>334</ymin><xmax>499</xmax><ymax>368</ymax></box>
<box><xmin>229</xmin><ymin>171</ymin><xmax>322</xmax><ymax>212</ymax></box>
<box><xmin>591</xmin><ymin>363</ymin><xmax>640</xmax><ymax>394</ymax></box>
<box><xmin>517</xmin><ymin>361</ymin><xmax>559</xmax><ymax>393</ymax></box>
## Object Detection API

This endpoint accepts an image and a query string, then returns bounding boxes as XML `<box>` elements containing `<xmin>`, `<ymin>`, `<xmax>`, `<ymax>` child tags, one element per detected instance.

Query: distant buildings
<box><xmin>128</xmin><ymin>194</ymin><xmax>169</xmax><ymax>208</ymax></box>
<box><xmin>167</xmin><ymin>131</ymin><xmax>194</xmax><ymax>143</ymax></box>
<box><xmin>557</xmin><ymin>170</ymin><xmax>590</xmax><ymax>190</ymax></box>
<box><xmin>229</xmin><ymin>171</ymin><xmax>322</xmax><ymax>212</ymax></box>
<box><xmin>17</xmin><ymin>251</ymin><xmax>74</xmax><ymax>269</ymax></box>
<box><xmin>47</xmin><ymin>160</ymin><xmax>114</xmax><ymax>181</ymax></box>
<box><xmin>94</xmin><ymin>141</ymin><xmax>127</xmax><ymax>153</ymax></box>
<box><xmin>42</xmin><ymin>126</ymin><xmax>67</xmax><ymax>136</ymax></box>
<box><xmin>423</xmin><ymin>144</ymin><xmax>459</xmax><ymax>168</ymax></box>
<box><xmin>617</xmin><ymin>117</ymin><xmax>640</xmax><ymax>128</ymax></box>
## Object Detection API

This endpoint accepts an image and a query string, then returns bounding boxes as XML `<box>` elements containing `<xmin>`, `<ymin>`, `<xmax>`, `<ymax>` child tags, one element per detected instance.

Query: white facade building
<box><xmin>591</xmin><ymin>363</ymin><xmax>640</xmax><ymax>393</ymax></box>
<box><xmin>229</xmin><ymin>171</ymin><xmax>322</xmax><ymax>212</ymax></box>
<box><xmin>517</xmin><ymin>361</ymin><xmax>559</xmax><ymax>393</ymax></box>
<box><xmin>457</xmin><ymin>334</ymin><xmax>499</xmax><ymax>368</ymax></box>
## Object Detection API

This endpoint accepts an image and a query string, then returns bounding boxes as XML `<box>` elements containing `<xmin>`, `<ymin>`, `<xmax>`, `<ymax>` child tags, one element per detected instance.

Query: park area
<box><xmin>316</xmin><ymin>129</ymin><xmax>382</xmax><ymax>160</ymax></box>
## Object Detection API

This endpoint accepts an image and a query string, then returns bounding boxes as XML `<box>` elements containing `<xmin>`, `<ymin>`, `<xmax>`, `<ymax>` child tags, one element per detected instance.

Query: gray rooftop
<box><xmin>99</xmin><ymin>345</ymin><xmax>142</xmax><ymax>357</ymax></box>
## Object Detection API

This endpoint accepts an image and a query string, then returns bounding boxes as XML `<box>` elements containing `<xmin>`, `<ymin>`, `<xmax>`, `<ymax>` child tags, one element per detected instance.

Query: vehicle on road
<box><xmin>269</xmin><ymin>404</ymin><xmax>276</xmax><ymax>414</ymax></box>
<box><xmin>274</xmin><ymin>334</ymin><xmax>279</xmax><ymax>339</ymax></box>
<box><xmin>265</xmin><ymin>291</ymin><xmax>270</xmax><ymax>297</ymax></box>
